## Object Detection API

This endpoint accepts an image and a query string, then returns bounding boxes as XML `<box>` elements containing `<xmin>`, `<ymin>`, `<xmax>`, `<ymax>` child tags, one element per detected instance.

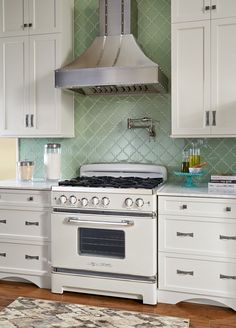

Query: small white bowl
<box><xmin>189</xmin><ymin>167</ymin><xmax>203</xmax><ymax>174</ymax></box>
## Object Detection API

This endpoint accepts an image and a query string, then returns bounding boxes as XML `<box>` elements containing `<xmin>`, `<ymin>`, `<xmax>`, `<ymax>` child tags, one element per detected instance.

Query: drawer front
<box><xmin>0</xmin><ymin>209</ymin><xmax>50</xmax><ymax>239</ymax></box>
<box><xmin>159</xmin><ymin>253</ymin><xmax>236</xmax><ymax>298</ymax></box>
<box><xmin>0</xmin><ymin>242</ymin><xmax>50</xmax><ymax>272</ymax></box>
<box><xmin>0</xmin><ymin>190</ymin><xmax>51</xmax><ymax>208</ymax></box>
<box><xmin>159</xmin><ymin>196</ymin><xmax>236</xmax><ymax>218</ymax></box>
<box><xmin>159</xmin><ymin>216</ymin><xmax>236</xmax><ymax>257</ymax></box>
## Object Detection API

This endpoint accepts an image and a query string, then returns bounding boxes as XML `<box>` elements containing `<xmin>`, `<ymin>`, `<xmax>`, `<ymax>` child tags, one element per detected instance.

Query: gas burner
<box><xmin>58</xmin><ymin>176</ymin><xmax>164</xmax><ymax>189</ymax></box>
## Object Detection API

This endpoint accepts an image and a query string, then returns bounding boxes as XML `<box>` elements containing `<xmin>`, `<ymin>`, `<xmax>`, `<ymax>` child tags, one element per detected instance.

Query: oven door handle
<box><xmin>65</xmin><ymin>217</ymin><xmax>134</xmax><ymax>227</ymax></box>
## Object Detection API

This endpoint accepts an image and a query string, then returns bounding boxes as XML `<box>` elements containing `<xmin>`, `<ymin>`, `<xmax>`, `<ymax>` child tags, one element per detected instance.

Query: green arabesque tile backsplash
<box><xmin>19</xmin><ymin>0</ymin><xmax>236</xmax><ymax>180</ymax></box>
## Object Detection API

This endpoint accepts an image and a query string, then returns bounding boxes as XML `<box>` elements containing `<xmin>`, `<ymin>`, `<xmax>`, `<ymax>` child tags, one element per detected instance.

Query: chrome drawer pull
<box><xmin>25</xmin><ymin>221</ymin><xmax>39</xmax><ymax>226</ymax></box>
<box><xmin>219</xmin><ymin>235</ymin><xmax>236</xmax><ymax>241</ymax></box>
<box><xmin>220</xmin><ymin>274</ymin><xmax>236</xmax><ymax>280</ymax></box>
<box><xmin>177</xmin><ymin>269</ymin><xmax>194</xmax><ymax>276</ymax></box>
<box><xmin>0</xmin><ymin>253</ymin><xmax>6</xmax><ymax>257</ymax></box>
<box><xmin>225</xmin><ymin>206</ymin><xmax>232</xmax><ymax>212</ymax></box>
<box><xmin>25</xmin><ymin>255</ymin><xmax>39</xmax><ymax>260</ymax></box>
<box><xmin>177</xmin><ymin>232</ymin><xmax>194</xmax><ymax>237</ymax></box>
<box><xmin>0</xmin><ymin>219</ymin><xmax>6</xmax><ymax>224</ymax></box>
<box><xmin>181</xmin><ymin>204</ymin><xmax>187</xmax><ymax>209</ymax></box>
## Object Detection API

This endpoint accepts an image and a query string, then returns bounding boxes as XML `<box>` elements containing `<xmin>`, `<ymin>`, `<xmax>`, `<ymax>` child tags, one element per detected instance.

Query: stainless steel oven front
<box><xmin>51</xmin><ymin>209</ymin><xmax>157</xmax><ymax>279</ymax></box>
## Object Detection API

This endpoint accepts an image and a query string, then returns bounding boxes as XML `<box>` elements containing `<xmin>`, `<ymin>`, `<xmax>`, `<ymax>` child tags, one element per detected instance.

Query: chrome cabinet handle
<box><xmin>220</xmin><ymin>235</ymin><xmax>236</xmax><ymax>241</ymax></box>
<box><xmin>177</xmin><ymin>269</ymin><xmax>194</xmax><ymax>276</ymax></box>
<box><xmin>205</xmin><ymin>111</ymin><xmax>210</xmax><ymax>126</ymax></box>
<box><xmin>65</xmin><ymin>217</ymin><xmax>134</xmax><ymax>227</ymax></box>
<box><xmin>181</xmin><ymin>204</ymin><xmax>187</xmax><ymax>209</ymax></box>
<box><xmin>226</xmin><ymin>206</ymin><xmax>231</xmax><ymax>212</ymax></box>
<box><xmin>25</xmin><ymin>114</ymin><xmax>29</xmax><ymax>127</ymax></box>
<box><xmin>220</xmin><ymin>274</ymin><xmax>236</xmax><ymax>280</ymax></box>
<box><xmin>0</xmin><ymin>219</ymin><xmax>6</xmax><ymax>224</ymax></box>
<box><xmin>212</xmin><ymin>110</ymin><xmax>216</xmax><ymax>126</ymax></box>
<box><xmin>30</xmin><ymin>114</ymin><xmax>34</xmax><ymax>127</ymax></box>
<box><xmin>25</xmin><ymin>255</ymin><xmax>39</xmax><ymax>260</ymax></box>
<box><xmin>0</xmin><ymin>253</ymin><xmax>6</xmax><ymax>257</ymax></box>
<box><xmin>25</xmin><ymin>221</ymin><xmax>39</xmax><ymax>226</ymax></box>
<box><xmin>177</xmin><ymin>232</ymin><xmax>194</xmax><ymax>237</ymax></box>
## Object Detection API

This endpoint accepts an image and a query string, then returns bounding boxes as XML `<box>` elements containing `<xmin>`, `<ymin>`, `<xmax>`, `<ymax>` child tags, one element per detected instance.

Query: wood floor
<box><xmin>0</xmin><ymin>281</ymin><xmax>235</xmax><ymax>328</ymax></box>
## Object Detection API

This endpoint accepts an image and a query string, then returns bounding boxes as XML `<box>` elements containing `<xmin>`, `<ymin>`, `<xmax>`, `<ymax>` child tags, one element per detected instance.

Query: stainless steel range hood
<box><xmin>55</xmin><ymin>0</ymin><xmax>168</xmax><ymax>95</ymax></box>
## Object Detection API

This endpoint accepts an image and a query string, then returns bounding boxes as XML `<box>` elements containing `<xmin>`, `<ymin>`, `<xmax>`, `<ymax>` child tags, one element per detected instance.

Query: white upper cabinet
<box><xmin>0</xmin><ymin>0</ymin><xmax>60</xmax><ymax>37</ymax></box>
<box><xmin>171</xmin><ymin>0</ymin><xmax>236</xmax><ymax>137</ymax></box>
<box><xmin>0</xmin><ymin>0</ymin><xmax>74</xmax><ymax>137</ymax></box>
<box><xmin>172</xmin><ymin>0</ymin><xmax>211</xmax><ymax>23</ymax></box>
<box><xmin>172</xmin><ymin>0</ymin><xmax>236</xmax><ymax>23</ymax></box>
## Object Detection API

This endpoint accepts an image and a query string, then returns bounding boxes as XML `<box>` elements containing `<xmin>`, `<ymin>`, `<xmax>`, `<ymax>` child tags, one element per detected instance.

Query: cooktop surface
<box><xmin>58</xmin><ymin>176</ymin><xmax>164</xmax><ymax>189</ymax></box>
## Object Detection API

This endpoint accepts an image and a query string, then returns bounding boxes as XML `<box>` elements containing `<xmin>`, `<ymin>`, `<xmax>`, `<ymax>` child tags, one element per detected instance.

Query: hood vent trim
<box><xmin>55</xmin><ymin>0</ymin><xmax>168</xmax><ymax>96</ymax></box>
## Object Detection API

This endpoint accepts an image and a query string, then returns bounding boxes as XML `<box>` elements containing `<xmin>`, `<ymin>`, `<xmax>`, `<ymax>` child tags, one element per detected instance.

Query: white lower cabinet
<box><xmin>0</xmin><ymin>189</ymin><xmax>51</xmax><ymax>288</ymax></box>
<box><xmin>158</xmin><ymin>195</ymin><xmax>236</xmax><ymax>310</ymax></box>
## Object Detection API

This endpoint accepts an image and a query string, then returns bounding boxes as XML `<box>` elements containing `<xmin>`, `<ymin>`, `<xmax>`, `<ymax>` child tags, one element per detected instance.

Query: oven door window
<box><xmin>79</xmin><ymin>228</ymin><xmax>125</xmax><ymax>259</ymax></box>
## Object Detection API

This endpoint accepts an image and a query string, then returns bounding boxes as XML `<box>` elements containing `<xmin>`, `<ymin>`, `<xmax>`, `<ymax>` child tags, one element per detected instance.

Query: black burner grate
<box><xmin>58</xmin><ymin>176</ymin><xmax>163</xmax><ymax>189</ymax></box>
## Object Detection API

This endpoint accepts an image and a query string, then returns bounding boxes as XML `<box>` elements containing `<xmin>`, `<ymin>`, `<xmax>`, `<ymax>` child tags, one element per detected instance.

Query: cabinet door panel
<box><xmin>211</xmin><ymin>17</ymin><xmax>236</xmax><ymax>135</ymax></box>
<box><xmin>0</xmin><ymin>0</ymin><xmax>27</xmax><ymax>37</ymax></box>
<box><xmin>0</xmin><ymin>37</ymin><xmax>29</xmax><ymax>135</ymax></box>
<box><xmin>171</xmin><ymin>0</ymin><xmax>210</xmax><ymax>23</ymax></box>
<box><xmin>171</xmin><ymin>21</ymin><xmax>211</xmax><ymax>136</ymax></box>
<box><xmin>29</xmin><ymin>34</ymin><xmax>61</xmax><ymax>135</ymax></box>
<box><xmin>29</xmin><ymin>0</ymin><xmax>60</xmax><ymax>34</ymax></box>
<box><xmin>212</xmin><ymin>0</ymin><xmax>236</xmax><ymax>19</ymax></box>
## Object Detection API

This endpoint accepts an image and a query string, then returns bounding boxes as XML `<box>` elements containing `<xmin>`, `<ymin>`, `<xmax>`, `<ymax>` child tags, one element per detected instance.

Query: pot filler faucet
<box><xmin>127</xmin><ymin>117</ymin><xmax>157</xmax><ymax>137</ymax></box>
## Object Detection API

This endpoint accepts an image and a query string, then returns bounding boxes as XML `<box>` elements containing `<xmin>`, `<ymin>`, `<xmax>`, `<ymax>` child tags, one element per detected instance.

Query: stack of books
<box><xmin>208</xmin><ymin>174</ymin><xmax>236</xmax><ymax>193</ymax></box>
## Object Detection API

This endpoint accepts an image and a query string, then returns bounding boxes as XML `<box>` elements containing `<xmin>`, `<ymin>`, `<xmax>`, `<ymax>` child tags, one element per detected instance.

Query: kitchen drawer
<box><xmin>0</xmin><ymin>209</ymin><xmax>50</xmax><ymax>239</ymax></box>
<box><xmin>0</xmin><ymin>242</ymin><xmax>50</xmax><ymax>273</ymax></box>
<box><xmin>0</xmin><ymin>189</ymin><xmax>51</xmax><ymax>208</ymax></box>
<box><xmin>158</xmin><ymin>196</ymin><xmax>236</xmax><ymax>218</ymax></box>
<box><xmin>159</xmin><ymin>253</ymin><xmax>236</xmax><ymax>298</ymax></box>
<box><xmin>159</xmin><ymin>215</ymin><xmax>236</xmax><ymax>258</ymax></box>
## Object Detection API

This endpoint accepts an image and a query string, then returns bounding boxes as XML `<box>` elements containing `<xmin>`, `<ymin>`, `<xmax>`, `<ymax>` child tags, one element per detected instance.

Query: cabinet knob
<box><xmin>181</xmin><ymin>204</ymin><xmax>187</xmax><ymax>209</ymax></box>
<box><xmin>27</xmin><ymin>196</ymin><xmax>34</xmax><ymax>201</ymax></box>
<box><xmin>0</xmin><ymin>253</ymin><xmax>6</xmax><ymax>257</ymax></box>
<box><xmin>0</xmin><ymin>219</ymin><xmax>6</xmax><ymax>224</ymax></box>
<box><xmin>211</xmin><ymin>5</ymin><xmax>217</xmax><ymax>10</ymax></box>
<box><xmin>205</xmin><ymin>5</ymin><xmax>210</xmax><ymax>11</ymax></box>
<box><xmin>29</xmin><ymin>23</ymin><xmax>33</xmax><ymax>27</ymax></box>
<box><xmin>23</xmin><ymin>23</ymin><xmax>28</xmax><ymax>28</ymax></box>
<box><xmin>226</xmin><ymin>206</ymin><xmax>232</xmax><ymax>212</ymax></box>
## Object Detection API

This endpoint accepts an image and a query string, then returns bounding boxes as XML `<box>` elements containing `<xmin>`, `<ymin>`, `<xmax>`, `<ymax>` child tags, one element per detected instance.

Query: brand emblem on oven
<box><xmin>88</xmin><ymin>261</ymin><xmax>112</xmax><ymax>268</ymax></box>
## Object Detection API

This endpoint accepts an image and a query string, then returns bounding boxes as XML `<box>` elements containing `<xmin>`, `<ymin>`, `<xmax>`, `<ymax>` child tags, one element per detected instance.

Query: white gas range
<box><xmin>51</xmin><ymin>163</ymin><xmax>167</xmax><ymax>305</ymax></box>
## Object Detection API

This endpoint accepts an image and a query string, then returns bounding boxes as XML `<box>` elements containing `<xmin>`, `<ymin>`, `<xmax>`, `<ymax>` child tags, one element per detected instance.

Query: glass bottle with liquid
<box><xmin>181</xmin><ymin>150</ymin><xmax>189</xmax><ymax>173</ymax></box>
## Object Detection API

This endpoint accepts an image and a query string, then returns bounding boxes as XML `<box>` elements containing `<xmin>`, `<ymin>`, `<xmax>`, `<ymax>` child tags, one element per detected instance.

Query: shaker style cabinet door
<box><xmin>171</xmin><ymin>0</ymin><xmax>211</xmax><ymax>23</ymax></box>
<box><xmin>210</xmin><ymin>17</ymin><xmax>236</xmax><ymax>135</ymax></box>
<box><xmin>0</xmin><ymin>37</ymin><xmax>30</xmax><ymax>134</ymax></box>
<box><xmin>171</xmin><ymin>20</ymin><xmax>211</xmax><ymax>136</ymax></box>
<box><xmin>0</xmin><ymin>0</ymin><xmax>59</xmax><ymax>37</ymax></box>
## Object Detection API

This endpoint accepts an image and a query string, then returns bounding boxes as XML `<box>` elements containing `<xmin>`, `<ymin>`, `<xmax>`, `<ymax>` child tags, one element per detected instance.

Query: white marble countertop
<box><xmin>157</xmin><ymin>183</ymin><xmax>236</xmax><ymax>199</ymax></box>
<box><xmin>0</xmin><ymin>179</ymin><xmax>58</xmax><ymax>190</ymax></box>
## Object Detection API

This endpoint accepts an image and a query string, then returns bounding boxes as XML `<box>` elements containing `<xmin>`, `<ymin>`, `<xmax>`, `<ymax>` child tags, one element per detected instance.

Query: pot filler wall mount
<box><xmin>55</xmin><ymin>0</ymin><xmax>168</xmax><ymax>95</ymax></box>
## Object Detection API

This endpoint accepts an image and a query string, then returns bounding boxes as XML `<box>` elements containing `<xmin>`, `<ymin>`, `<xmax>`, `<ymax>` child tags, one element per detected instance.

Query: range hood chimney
<box><xmin>55</xmin><ymin>0</ymin><xmax>168</xmax><ymax>95</ymax></box>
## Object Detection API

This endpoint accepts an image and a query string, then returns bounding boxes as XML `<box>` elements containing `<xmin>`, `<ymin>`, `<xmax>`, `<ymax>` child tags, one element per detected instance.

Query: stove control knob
<box><xmin>125</xmin><ymin>198</ymin><xmax>134</xmax><ymax>207</ymax></box>
<box><xmin>91</xmin><ymin>196</ymin><xmax>99</xmax><ymax>206</ymax></box>
<box><xmin>59</xmin><ymin>195</ymin><xmax>67</xmax><ymax>204</ymax></box>
<box><xmin>81</xmin><ymin>198</ymin><xmax>88</xmax><ymax>207</ymax></box>
<box><xmin>136</xmin><ymin>198</ymin><xmax>144</xmax><ymax>207</ymax></box>
<box><xmin>101</xmin><ymin>197</ymin><xmax>110</xmax><ymax>206</ymax></box>
<box><xmin>69</xmin><ymin>195</ymin><xmax>77</xmax><ymax>205</ymax></box>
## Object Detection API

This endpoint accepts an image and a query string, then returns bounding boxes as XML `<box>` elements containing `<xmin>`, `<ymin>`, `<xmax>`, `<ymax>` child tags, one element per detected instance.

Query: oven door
<box><xmin>51</xmin><ymin>211</ymin><xmax>157</xmax><ymax>277</ymax></box>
